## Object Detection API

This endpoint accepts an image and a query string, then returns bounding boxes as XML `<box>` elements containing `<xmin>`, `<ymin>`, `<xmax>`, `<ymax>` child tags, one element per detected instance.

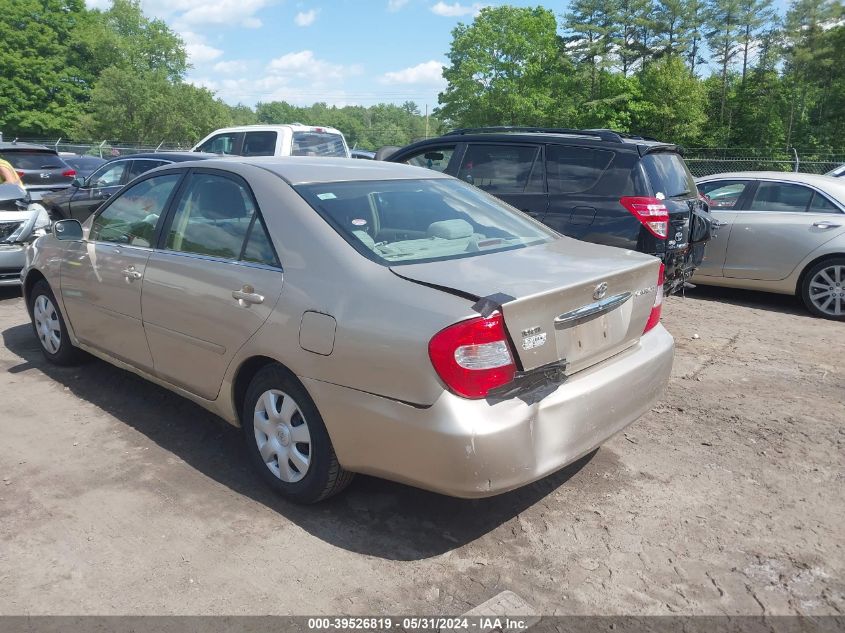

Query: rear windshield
<box><xmin>291</xmin><ymin>132</ymin><xmax>347</xmax><ymax>157</ymax></box>
<box><xmin>641</xmin><ymin>152</ymin><xmax>696</xmax><ymax>199</ymax></box>
<box><xmin>295</xmin><ymin>178</ymin><xmax>556</xmax><ymax>266</ymax></box>
<box><xmin>0</xmin><ymin>150</ymin><xmax>66</xmax><ymax>170</ymax></box>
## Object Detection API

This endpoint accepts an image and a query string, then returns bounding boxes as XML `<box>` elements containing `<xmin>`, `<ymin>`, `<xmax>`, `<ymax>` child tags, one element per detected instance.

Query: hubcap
<box><xmin>809</xmin><ymin>265</ymin><xmax>845</xmax><ymax>316</ymax></box>
<box><xmin>33</xmin><ymin>294</ymin><xmax>62</xmax><ymax>354</ymax></box>
<box><xmin>253</xmin><ymin>389</ymin><xmax>311</xmax><ymax>483</ymax></box>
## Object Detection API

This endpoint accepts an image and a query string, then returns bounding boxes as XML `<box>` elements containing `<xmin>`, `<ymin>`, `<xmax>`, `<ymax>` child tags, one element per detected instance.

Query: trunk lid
<box><xmin>392</xmin><ymin>238</ymin><xmax>661</xmax><ymax>374</ymax></box>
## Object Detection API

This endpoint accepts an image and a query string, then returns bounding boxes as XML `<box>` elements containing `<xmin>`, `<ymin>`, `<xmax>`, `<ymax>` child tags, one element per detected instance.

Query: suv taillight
<box><xmin>62</xmin><ymin>169</ymin><xmax>76</xmax><ymax>178</ymax></box>
<box><xmin>15</xmin><ymin>170</ymin><xmax>24</xmax><ymax>179</ymax></box>
<box><xmin>643</xmin><ymin>263</ymin><xmax>665</xmax><ymax>334</ymax></box>
<box><xmin>428</xmin><ymin>313</ymin><xmax>516</xmax><ymax>399</ymax></box>
<box><xmin>620</xmin><ymin>196</ymin><xmax>669</xmax><ymax>239</ymax></box>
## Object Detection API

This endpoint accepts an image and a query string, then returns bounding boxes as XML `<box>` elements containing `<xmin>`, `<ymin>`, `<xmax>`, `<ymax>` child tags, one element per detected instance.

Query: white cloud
<box><xmin>387</xmin><ymin>0</ymin><xmax>409</xmax><ymax>11</ymax></box>
<box><xmin>381</xmin><ymin>60</ymin><xmax>445</xmax><ymax>85</ymax></box>
<box><xmin>430</xmin><ymin>1</ymin><xmax>484</xmax><ymax>17</ymax></box>
<box><xmin>83</xmin><ymin>0</ymin><xmax>111</xmax><ymax>8</ymax></box>
<box><xmin>294</xmin><ymin>9</ymin><xmax>319</xmax><ymax>26</ymax></box>
<box><xmin>267</xmin><ymin>50</ymin><xmax>361</xmax><ymax>81</ymax></box>
<box><xmin>138</xmin><ymin>0</ymin><xmax>270</xmax><ymax>29</ymax></box>
<box><xmin>180</xmin><ymin>30</ymin><xmax>223</xmax><ymax>64</ymax></box>
<box><xmin>213</xmin><ymin>60</ymin><xmax>249</xmax><ymax>74</ymax></box>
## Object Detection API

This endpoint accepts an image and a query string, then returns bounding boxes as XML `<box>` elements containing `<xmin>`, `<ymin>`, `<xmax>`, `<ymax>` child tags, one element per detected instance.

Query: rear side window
<box><xmin>0</xmin><ymin>151</ymin><xmax>66</xmax><ymax>170</ymax></box>
<box><xmin>749</xmin><ymin>182</ymin><xmax>813</xmax><ymax>212</ymax></box>
<box><xmin>243</xmin><ymin>131</ymin><xmax>277</xmax><ymax>157</ymax></box>
<box><xmin>291</xmin><ymin>131</ymin><xmax>347</xmax><ymax>157</ymax></box>
<box><xmin>545</xmin><ymin>145</ymin><xmax>614</xmax><ymax>194</ymax></box>
<box><xmin>457</xmin><ymin>144</ymin><xmax>544</xmax><ymax>193</ymax></box>
<box><xmin>641</xmin><ymin>152</ymin><xmax>696</xmax><ymax>199</ymax></box>
<box><xmin>810</xmin><ymin>192</ymin><xmax>840</xmax><ymax>213</ymax></box>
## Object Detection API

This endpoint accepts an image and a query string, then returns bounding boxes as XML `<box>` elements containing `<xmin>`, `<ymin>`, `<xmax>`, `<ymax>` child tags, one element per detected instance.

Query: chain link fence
<box><xmin>1</xmin><ymin>136</ymin><xmax>188</xmax><ymax>157</ymax></box>
<box><xmin>683</xmin><ymin>148</ymin><xmax>845</xmax><ymax>178</ymax></box>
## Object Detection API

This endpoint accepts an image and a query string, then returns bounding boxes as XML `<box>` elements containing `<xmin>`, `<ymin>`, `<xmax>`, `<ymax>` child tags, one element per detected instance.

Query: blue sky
<box><xmin>84</xmin><ymin>0</ymin><xmax>790</xmax><ymax>110</ymax></box>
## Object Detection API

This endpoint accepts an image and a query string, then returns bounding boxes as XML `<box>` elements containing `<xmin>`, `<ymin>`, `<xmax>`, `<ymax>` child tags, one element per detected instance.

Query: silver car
<box><xmin>695</xmin><ymin>172</ymin><xmax>845</xmax><ymax>320</ymax></box>
<box><xmin>21</xmin><ymin>158</ymin><xmax>673</xmax><ymax>503</ymax></box>
<box><xmin>0</xmin><ymin>183</ymin><xmax>51</xmax><ymax>286</ymax></box>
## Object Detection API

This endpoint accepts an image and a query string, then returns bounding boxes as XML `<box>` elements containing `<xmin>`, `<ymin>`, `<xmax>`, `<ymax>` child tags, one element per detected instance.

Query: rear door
<box><xmin>141</xmin><ymin>170</ymin><xmax>284</xmax><ymax>399</ymax></box>
<box><xmin>68</xmin><ymin>159</ymin><xmax>131</xmax><ymax>221</ymax></box>
<box><xmin>723</xmin><ymin>181</ymin><xmax>845</xmax><ymax>280</ymax></box>
<box><xmin>695</xmin><ymin>179</ymin><xmax>753</xmax><ymax>277</ymax></box>
<box><xmin>455</xmin><ymin>143</ymin><xmax>548</xmax><ymax>220</ymax></box>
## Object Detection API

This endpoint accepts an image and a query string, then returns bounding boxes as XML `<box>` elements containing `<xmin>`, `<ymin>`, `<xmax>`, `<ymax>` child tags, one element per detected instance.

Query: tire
<box><xmin>242</xmin><ymin>364</ymin><xmax>354</xmax><ymax>503</ymax></box>
<box><xmin>800</xmin><ymin>257</ymin><xmax>845</xmax><ymax>320</ymax></box>
<box><xmin>29</xmin><ymin>279</ymin><xmax>86</xmax><ymax>365</ymax></box>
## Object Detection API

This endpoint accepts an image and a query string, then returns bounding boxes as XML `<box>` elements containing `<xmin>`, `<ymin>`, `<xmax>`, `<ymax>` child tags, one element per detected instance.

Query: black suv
<box><xmin>385</xmin><ymin>127</ymin><xmax>711</xmax><ymax>291</ymax></box>
<box><xmin>0</xmin><ymin>142</ymin><xmax>76</xmax><ymax>198</ymax></box>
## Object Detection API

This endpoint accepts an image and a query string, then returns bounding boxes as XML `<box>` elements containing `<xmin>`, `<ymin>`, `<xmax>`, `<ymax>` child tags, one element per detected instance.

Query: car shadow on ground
<box><xmin>0</xmin><ymin>286</ymin><xmax>22</xmax><ymax>302</ymax></box>
<box><xmin>2</xmin><ymin>320</ymin><xmax>596</xmax><ymax>561</ymax></box>
<box><xmin>682</xmin><ymin>284</ymin><xmax>810</xmax><ymax>317</ymax></box>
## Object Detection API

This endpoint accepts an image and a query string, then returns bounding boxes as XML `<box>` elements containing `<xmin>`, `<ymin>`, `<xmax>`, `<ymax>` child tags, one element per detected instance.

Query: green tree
<box><xmin>737</xmin><ymin>0</ymin><xmax>777</xmax><ymax>82</ymax></box>
<box><xmin>437</xmin><ymin>6</ymin><xmax>563</xmax><ymax>126</ymax></box>
<box><xmin>563</xmin><ymin>0</ymin><xmax>619</xmax><ymax>98</ymax></box>
<box><xmin>0</xmin><ymin>0</ymin><xmax>90</xmax><ymax>137</ymax></box>
<box><xmin>706</xmin><ymin>0</ymin><xmax>744</xmax><ymax>122</ymax></box>
<box><xmin>632</xmin><ymin>55</ymin><xmax>707</xmax><ymax>143</ymax></box>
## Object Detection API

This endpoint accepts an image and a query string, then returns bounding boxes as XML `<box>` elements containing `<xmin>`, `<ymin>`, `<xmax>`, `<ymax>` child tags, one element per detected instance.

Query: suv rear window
<box><xmin>641</xmin><ymin>152</ymin><xmax>696</xmax><ymax>199</ymax></box>
<box><xmin>1</xmin><ymin>150</ymin><xmax>66</xmax><ymax>170</ymax></box>
<box><xmin>291</xmin><ymin>132</ymin><xmax>347</xmax><ymax>157</ymax></box>
<box><xmin>294</xmin><ymin>179</ymin><xmax>555</xmax><ymax>265</ymax></box>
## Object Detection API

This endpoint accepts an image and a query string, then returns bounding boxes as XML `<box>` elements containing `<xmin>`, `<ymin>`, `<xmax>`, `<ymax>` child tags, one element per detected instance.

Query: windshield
<box><xmin>0</xmin><ymin>150</ymin><xmax>66</xmax><ymax>170</ymax></box>
<box><xmin>295</xmin><ymin>178</ymin><xmax>556</xmax><ymax>266</ymax></box>
<box><xmin>642</xmin><ymin>152</ymin><xmax>696</xmax><ymax>199</ymax></box>
<box><xmin>291</xmin><ymin>131</ymin><xmax>347</xmax><ymax>157</ymax></box>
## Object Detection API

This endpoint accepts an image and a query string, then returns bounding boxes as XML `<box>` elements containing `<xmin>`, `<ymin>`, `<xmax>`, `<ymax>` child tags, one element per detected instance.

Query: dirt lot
<box><xmin>0</xmin><ymin>283</ymin><xmax>842</xmax><ymax>616</ymax></box>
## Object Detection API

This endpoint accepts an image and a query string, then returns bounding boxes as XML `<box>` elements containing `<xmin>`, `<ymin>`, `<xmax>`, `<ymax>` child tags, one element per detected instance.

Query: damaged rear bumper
<box><xmin>304</xmin><ymin>324</ymin><xmax>674</xmax><ymax>498</ymax></box>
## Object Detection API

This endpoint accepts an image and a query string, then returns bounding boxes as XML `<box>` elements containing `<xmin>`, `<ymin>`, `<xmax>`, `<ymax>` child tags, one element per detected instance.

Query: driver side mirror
<box><xmin>71</xmin><ymin>177</ymin><xmax>84</xmax><ymax>188</ymax></box>
<box><xmin>53</xmin><ymin>219</ymin><xmax>83</xmax><ymax>241</ymax></box>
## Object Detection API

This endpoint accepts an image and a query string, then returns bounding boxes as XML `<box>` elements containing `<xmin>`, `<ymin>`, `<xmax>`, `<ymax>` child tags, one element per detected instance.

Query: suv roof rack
<box><xmin>444</xmin><ymin>126</ymin><xmax>625</xmax><ymax>143</ymax></box>
<box><xmin>585</xmin><ymin>128</ymin><xmax>663</xmax><ymax>142</ymax></box>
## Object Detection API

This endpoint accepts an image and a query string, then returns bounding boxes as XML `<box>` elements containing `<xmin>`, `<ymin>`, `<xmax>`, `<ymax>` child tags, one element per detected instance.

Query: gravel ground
<box><xmin>0</xmin><ymin>284</ymin><xmax>842</xmax><ymax>616</ymax></box>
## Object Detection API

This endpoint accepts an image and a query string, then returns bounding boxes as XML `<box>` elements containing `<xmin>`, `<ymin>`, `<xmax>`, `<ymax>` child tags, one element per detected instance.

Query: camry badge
<box><xmin>593</xmin><ymin>282</ymin><xmax>608</xmax><ymax>300</ymax></box>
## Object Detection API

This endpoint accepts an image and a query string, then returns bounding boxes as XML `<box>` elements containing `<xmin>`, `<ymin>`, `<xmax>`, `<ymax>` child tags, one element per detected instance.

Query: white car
<box><xmin>192</xmin><ymin>124</ymin><xmax>350</xmax><ymax>159</ymax></box>
<box><xmin>826</xmin><ymin>165</ymin><xmax>844</xmax><ymax>178</ymax></box>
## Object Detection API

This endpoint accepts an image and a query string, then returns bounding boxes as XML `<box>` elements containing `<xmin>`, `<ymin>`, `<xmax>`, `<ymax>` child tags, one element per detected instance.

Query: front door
<box><xmin>68</xmin><ymin>159</ymin><xmax>131</xmax><ymax>222</ymax></box>
<box><xmin>141</xmin><ymin>170</ymin><xmax>284</xmax><ymax>400</ymax></box>
<box><xmin>722</xmin><ymin>181</ymin><xmax>845</xmax><ymax>280</ymax></box>
<box><xmin>60</xmin><ymin>172</ymin><xmax>183</xmax><ymax>370</ymax></box>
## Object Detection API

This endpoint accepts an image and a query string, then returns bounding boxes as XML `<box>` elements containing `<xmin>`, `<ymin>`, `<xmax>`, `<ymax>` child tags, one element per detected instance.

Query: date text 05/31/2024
<box><xmin>306</xmin><ymin>617</ymin><xmax>532</xmax><ymax>631</ymax></box>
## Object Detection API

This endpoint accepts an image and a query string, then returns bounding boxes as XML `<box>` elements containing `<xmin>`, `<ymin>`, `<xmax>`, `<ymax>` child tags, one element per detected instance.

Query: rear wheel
<box><xmin>801</xmin><ymin>258</ymin><xmax>845</xmax><ymax>320</ymax></box>
<box><xmin>242</xmin><ymin>364</ymin><xmax>353</xmax><ymax>503</ymax></box>
<box><xmin>29</xmin><ymin>280</ymin><xmax>85</xmax><ymax>365</ymax></box>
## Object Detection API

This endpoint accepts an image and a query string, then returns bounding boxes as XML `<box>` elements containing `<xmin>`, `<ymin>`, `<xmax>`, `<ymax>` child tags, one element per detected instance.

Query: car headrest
<box><xmin>196</xmin><ymin>180</ymin><xmax>247</xmax><ymax>220</ymax></box>
<box><xmin>428</xmin><ymin>219</ymin><xmax>473</xmax><ymax>240</ymax></box>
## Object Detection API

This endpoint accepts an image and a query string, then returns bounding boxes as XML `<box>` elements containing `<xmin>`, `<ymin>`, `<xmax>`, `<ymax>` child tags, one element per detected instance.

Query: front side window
<box><xmin>197</xmin><ymin>133</ymin><xmax>239</xmax><ymax>155</ymax></box>
<box><xmin>90</xmin><ymin>173</ymin><xmax>180</xmax><ymax>246</ymax></box>
<box><xmin>295</xmin><ymin>178</ymin><xmax>556</xmax><ymax>266</ymax></box>
<box><xmin>243</xmin><ymin>131</ymin><xmax>277</xmax><ymax>157</ymax></box>
<box><xmin>749</xmin><ymin>182</ymin><xmax>813</xmax><ymax>212</ymax></box>
<box><xmin>546</xmin><ymin>145</ymin><xmax>613</xmax><ymax>194</ymax></box>
<box><xmin>291</xmin><ymin>131</ymin><xmax>347</xmax><ymax>157</ymax></box>
<box><xmin>457</xmin><ymin>144</ymin><xmax>544</xmax><ymax>194</ymax></box>
<box><xmin>698</xmin><ymin>180</ymin><xmax>750</xmax><ymax>210</ymax></box>
<box><xmin>165</xmin><ymin>173</ymin><xmax>261</xmax><ymax>261</ymax></box>
<box><xmin>403</xmin><ymin>147</ymin><xmax>456</xmax><ymax>173</ymax></box>
<box><xmin>88</xmin><ymin>162</ymin><xmax>127</xmax><ymax>189</ymax></box>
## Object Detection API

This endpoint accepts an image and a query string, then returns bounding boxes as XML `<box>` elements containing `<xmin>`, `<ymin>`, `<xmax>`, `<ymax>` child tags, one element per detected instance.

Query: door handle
<box><xmin>712</xmin><ymin>220</ymin><xmax>729</xmax><ymax>228</ymax></box>
<box><xmin>232</xmin><ymin>285</ymin><xmax>264</xmax><ymax>307</ymax></box>
<box><xmin>813</xmin><ymin>221</ymin><xmax>841</xmax><ymax>229</ymax></box>
<box><xmin>122</xmin><ymin>267</ymin><xmax>142</xmax><ymax>282</ymax></box>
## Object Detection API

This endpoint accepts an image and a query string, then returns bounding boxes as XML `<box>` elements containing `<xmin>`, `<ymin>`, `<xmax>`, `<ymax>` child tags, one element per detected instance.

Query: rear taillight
<box><xmin>62</xmin><ymin>169</ymin><xmax>76</xmax><ymax>177</ymax></box>
<box><xmin>620</xmin><ymin>196</ymin><xmax>669</xmax><ymax>239</ymax></box>
<box><xmin>15</xmin><ymin>170</ymin><xmax>24</xmax><ymax>179</ymax></box>
<box><xmin>428</xmin><ymin>313</ymin><xmax>516</xmax><ymax>399</ymax></box>
<box><xmin>643</xmin><ymin>263</ymin><xmax>665</xmax><ymax>334</ymax></box>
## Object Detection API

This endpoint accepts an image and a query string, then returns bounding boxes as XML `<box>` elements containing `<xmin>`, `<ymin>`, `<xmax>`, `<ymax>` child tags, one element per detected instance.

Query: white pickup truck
<box><xmin>192</xmin><ymin>124</ymin><xmax>350</xmax><ymax>158</ymax></box>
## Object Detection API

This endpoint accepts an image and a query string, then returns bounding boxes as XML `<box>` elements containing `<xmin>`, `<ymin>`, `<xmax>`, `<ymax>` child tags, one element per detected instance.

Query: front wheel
<box><xmin>242</xmin><ymin>364</ymin><xmax>354</xmax><ymax>503</ymax></box>
<box><xmin>29</xmin><ymin>279</ymin><xmax>85</xmax><ymax>365</ymax></box>
<box><xmin>801</xmin><ymin>258</ymin><xmax>845</xmax><ymax>320</ymax></box>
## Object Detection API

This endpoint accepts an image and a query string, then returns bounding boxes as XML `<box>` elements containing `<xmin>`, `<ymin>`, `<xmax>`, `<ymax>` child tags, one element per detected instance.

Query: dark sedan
<box><xmin>59</xmin><ymin>154</ymin><xmax>107</xmax><ymax>180</ymax></box>
<box><xmin>42</xmin><ymin>152</ymin><xmax>217</xmax><ymax>221</ymax></box>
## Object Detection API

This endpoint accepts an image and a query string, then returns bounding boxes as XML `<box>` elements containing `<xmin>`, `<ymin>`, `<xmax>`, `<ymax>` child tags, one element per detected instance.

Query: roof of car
<box><xmin>0</xmin><ymin>142</ymin><xmax>56</xmax><ymax>153</ymax></box>
<box><xmin>201</xmin><ymin>124</ymin><xmax>344</xmax><ymax>134</ymax></box>
<box><xmin>157</xmin><ymin>156</ymin><xmax>448</xmax><ymax>185</ymax></box>
<box><xmin>104</xmin><ymin>151</ymin><xmax>218</xmax><ymax>162</ymax></box>
<box><xmin>698</xmin><ymin>171</ymin><xmax>845</xmax><ymax>198</ymax></box>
